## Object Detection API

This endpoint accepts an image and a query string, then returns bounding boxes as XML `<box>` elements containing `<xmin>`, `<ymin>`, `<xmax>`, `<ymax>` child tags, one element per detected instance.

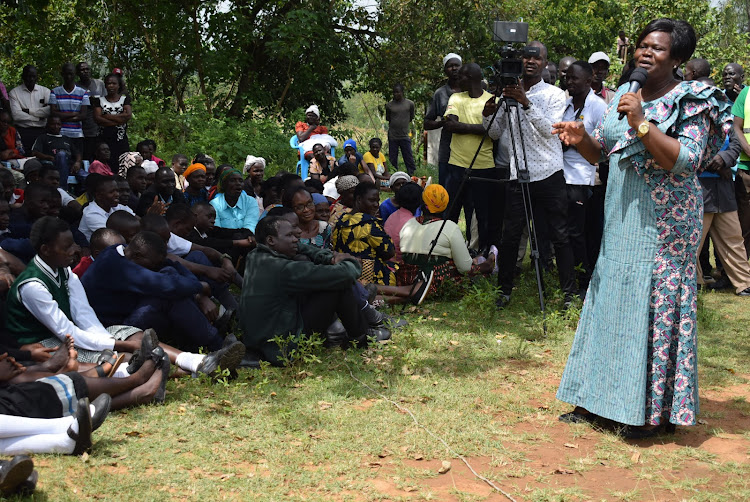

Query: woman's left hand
<box><xmin>617</xmin><ymin>90</ymin><xmax>646</xmax><ymax>130</ymax></box>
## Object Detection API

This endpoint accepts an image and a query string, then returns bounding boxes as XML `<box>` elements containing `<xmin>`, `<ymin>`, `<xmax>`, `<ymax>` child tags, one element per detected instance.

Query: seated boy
<box><xmin>78</xmin><ymin>176</ymin><xmax>134</xmax><ymax>241</ymax></box>
<box><xmin>240</xmin><ymin>216</ymin><xmax>369</xmax><ymax>365</ymax></box>
<box><xmin>30</xmin><ymin>117</ymin><xmax>82</xmax><ymax>190</ymax></box>
<box><xmin>105</xmin><ymin>210</ymin><xmax>140</xmax><ymax>243</ymax></box>
<box><xmin>72</xmin><ymin>228</ymin><xmax>124</xmax><ymax>277</ymax></box>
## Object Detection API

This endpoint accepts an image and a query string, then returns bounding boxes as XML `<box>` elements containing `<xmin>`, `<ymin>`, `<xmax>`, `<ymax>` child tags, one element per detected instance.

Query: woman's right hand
<box><xmin>552</xmin><ymin>121</ymin><xmax>586</xmax><ymax>146</ymax></box>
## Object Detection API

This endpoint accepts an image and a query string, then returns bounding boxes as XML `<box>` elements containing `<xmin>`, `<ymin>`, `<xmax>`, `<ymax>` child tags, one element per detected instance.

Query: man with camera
<box><xmin>483</xmin><ymin>41</ymin><xmax>576</xmax><ymax>309</ymax></box>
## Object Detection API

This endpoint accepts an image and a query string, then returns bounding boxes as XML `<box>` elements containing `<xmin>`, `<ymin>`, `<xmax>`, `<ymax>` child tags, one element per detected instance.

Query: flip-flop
<box><xmin>95</xmin><ymin>351</ymin><xmax>126</xmax><ymax>378</ymax></box>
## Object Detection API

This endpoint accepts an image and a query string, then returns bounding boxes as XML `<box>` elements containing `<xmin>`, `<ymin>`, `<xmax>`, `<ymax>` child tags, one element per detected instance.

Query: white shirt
<box><xmin>18</xmin><ymin>256</ymin><xmax>114</xmax><ymax>351</ymax></box>
<box><xmin>561</xmin><ymin>89</ymin><xmax>607</xmax><ymax>186</ymax></box>
<box><xmin>79</xmin><ymin>201</ymin><xmax>134</xmax><ymax>241</ymax></box>
<box><xmin>485</xmin><ymin>80</ymin><xmax>566</xmax><ymax>182</ymax></box>
<box><xmin>399</xmin><ymin>218</ymin><xmax>473</xmax><ymax>274</ymax></box>
<box><xmin>9</xmin><ymin>84</ymin><xmax>51</xmax><ymax>128</ymax></box>
<box><xmin>58</xmin><ymin>188</ymin><xmax>75</xmax><ymax>206</ymax></box>
<box><xmin>168</xmin><ymin>233</ymin><xmax>193</xmax><ymax>256</ymax></box>
<box><xmin>323</xmin><ymin>176</ymin><xmax>340</xmax><ymax>199</ymax></box>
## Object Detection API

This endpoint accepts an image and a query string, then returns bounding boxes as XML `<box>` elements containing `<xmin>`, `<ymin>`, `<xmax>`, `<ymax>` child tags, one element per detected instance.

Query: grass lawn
<box><xmin>13</xmin><ymin>265</ymin><xmax>750</xmax><ymax>501</ymax></box>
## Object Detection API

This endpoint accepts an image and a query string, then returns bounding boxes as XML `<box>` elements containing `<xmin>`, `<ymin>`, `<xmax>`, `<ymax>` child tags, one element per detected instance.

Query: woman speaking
<box><xmin>552</xmin><ymin>18</ymin><xmax>732</xmax><ymax>438</ymax></box>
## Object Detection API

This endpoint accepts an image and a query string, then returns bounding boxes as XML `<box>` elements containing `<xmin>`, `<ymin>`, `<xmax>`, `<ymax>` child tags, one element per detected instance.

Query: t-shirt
<box><xmin>362</xmin><ymin>151</ymin><xmax>387</xmax><ymax>175</ymax></box>
<box><xmin>731</xmin><ymin>86</ymin><xmax>749</xmax><ymax>170</ymax></box>
<box><xmin>49</xmin><ymin>85</ymin><xmax>90</xmax><ymax>138</ymax></box>
<box><xmin>386</xmin><ymin>99</ymin><xmax>415</xmax><ymax>140</ymax></box>
<box><xmin>425</xmin><ymin>84</ymin><xmax>457</xmax><ymax>167</ymax></box>
<box><xmin>31</xmin><ymin>134</ymin><xmax>78</xmax><ymax>157</ymax></box>
<box><xmin>445</xmin><ymin>90</ymin><xmax>495</xmax><ymax>169</ymax></box>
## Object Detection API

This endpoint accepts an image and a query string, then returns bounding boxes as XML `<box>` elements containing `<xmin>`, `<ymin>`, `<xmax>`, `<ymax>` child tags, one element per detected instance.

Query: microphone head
<box><xmin>630</xmin><ymin>67</ymin><xmax>648</xmax><ymax>85</ymax></box>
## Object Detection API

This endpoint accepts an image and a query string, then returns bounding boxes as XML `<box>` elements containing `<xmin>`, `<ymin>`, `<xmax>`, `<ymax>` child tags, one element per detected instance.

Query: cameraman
<box><xmin>483</xmin><ymin>41</ymin><xmax>575</xmax><ymax>309</ymax></box>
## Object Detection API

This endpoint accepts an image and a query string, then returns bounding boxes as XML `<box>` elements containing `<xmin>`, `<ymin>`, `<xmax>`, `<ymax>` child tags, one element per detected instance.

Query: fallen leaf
<box><xmin>438</xmin><ymin>460</ymin><xmax>452</xmax><ymax>474</ymax></box>
<box><xmin>551</xmin><ymin>468</ymin><xmax>576</xmax><ymax>475</ymax></box>
<box><xmin>270</xmin><ymin>392</ymin><xmax>277</xmax><ymax>397</ymax></box>
<box><xmin>378</xmin><ymin>449</ymin><xmax>392</xmax><ymax>458</ymax></box>
<box><xmin>404</xmin><ymin>486</ymin><xmax>418</xmax><ymax>492</ymax></box>
<box><xmin>449</xmin><ymin>340</ymin><xmax>459</xmax><ymax>346</ymax></box>
<box><xmin>697</xmin><ymin>419</ymin><xmax>708</xmax><ymax>425</ymax></box>
<box><xmin>563</xmin><ymin>443</ymin><xmax>578</xmax><ymax>449</ymax></box>
<box><xmin>367</xmin><ymin>462</ymin><xmax>382</xmax><ymax>468</ymax></box>
<box><xmin>220</xmin><ymin>473</ymin><xmax>235</xmax><ymax>481</ymax></box>
<box><xmin>80</xmin><ymin>452</ymin><xmax>89</xmax><ymax>463</ymax></box>
<box><xmin>125</xmin><ymin>431</ymin><xmax>143</xmax><ymax>437</ymax></box>
<box><xmin>630</xmin><ymin>452</ymin><xmax>641</xmax><ymax>463</ymax></box>
<box><xmin>414</xmin><ymin>454</ymin><xmax>424</xmax><ymax>460</ymax></box>
<box><xmin>317</xmin><ymin>401</ymin><xmax>332</xmax><ymax>410</ymax></box>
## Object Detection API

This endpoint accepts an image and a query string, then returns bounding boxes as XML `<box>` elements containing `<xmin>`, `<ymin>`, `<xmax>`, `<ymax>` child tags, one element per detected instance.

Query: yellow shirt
<box><xmin>445</xmin><ymin>90</ymin><xmax>495</xmax><ymax>169</ymax></box>
<box><xmin>362</xmin><ymin>151</ymin><xmax>387</xmax><ymax>175</ymax></box>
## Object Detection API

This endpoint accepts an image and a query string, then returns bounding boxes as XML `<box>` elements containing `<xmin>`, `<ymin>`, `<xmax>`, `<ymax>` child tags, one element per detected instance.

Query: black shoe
<box><xmin>364</xmin><ymin>283</ymin><xmax>378</xmax><ymax>303</ymax></box>
<box><xmin>15</xmin><ymin>470</ymin><xmax>38</xmax><ymax>495</ymax></box>
<box><xmin>127</xmin><ymin>328</ymin><xmax>160</xmax><ymax>373</ymax></box>
<box><xmin>559</xmin><ymin>410</ymin><xmax>597</xmax><ymax>424</ymax></box>
<box><xmin>363</xmin><ymin>304</ymin><xmax>386</xmax><ymax>326</ymax></box>
<box><xmin>410</xmin><ymin>270</ymin><xmax>434</xmax><ymax>305</ymax></box>
<box><xmin>214</xmin><ymin>308</ymin><xmax>236</xmax><ymax>337</ymax></box>
<box><xmin>619</xmin><ymin>422</ymin><xmax>675</xmax><ymax>439</ymax></box>
<box><xmin>496</xmin><ymin>294</ymin><xmax>511</xmax><ymax>309</ymax></box>
<box><xmin>737</xmin><ymin>286</ymin><xmax>750</xmax><ymax>296</ymax></box>
<box><xmin>707</xmin><ymin>277</ymin><xmax>732</xmax><ymax>290</ymax></box>
<box><xmin>0</xmin><ymin>456</ymin><xmax>34</xmax><ymax>495</ymax></box>
<box><xmin>68</xmin><ymin>397</ymin><xmax>93</xmax><ymax>455</ymax></box>
<box><xmin>323</xmin><ymin>319</ymin><xmax>348</xmax><ymax>348</ymax></box>
<box><xmin>366</xmin><ymin>326</ymin><xmax>391</xmax><ymax>342</ymax></box>
<box><xmin>239</xmin><ymin>352</ymin><xmax>261</xmax><ymax>369</ymax></box>
<box><xmin>222</xmin><ymin>333</ymin><xmax>239</xmax><ymax>348</ymax></box>
<box><xmin>90</xmin><ymin>394</ymin><xmax>111</xmax><ymax>431</ymax></box>
<box><xmin>196</xmin><ymin>341</ymin><xmax>246</xmax><ymax>377</ymax></box>
<box><xmin>151</xmin><ymin>347</ymin><xmax>171</xmax><ymax>404</ymax></box>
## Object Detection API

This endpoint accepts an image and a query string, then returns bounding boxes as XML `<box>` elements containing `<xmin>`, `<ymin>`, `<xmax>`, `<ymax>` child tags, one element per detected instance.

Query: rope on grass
<box><xmin>346</xmin><ymin>366</ymin><xmax>518</xmax><ymax>502</ymax></box>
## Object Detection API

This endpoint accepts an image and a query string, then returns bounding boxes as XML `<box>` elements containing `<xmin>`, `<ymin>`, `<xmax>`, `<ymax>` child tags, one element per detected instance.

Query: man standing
<box><xmin>724</xmin><ymin>63</ymin><xmax>745</xmax><ymax>103</ymax></box>
<box><xmin>588</xmin><ymin>52</ymin><xmax>615</xmax><ymax>104</ymax></box>
<box><xmin>75</xmin><ymin>62</ymin><xmax>105</xmax><ymax>162</ymax></box>
<box><xmin>48</xmin><ymin>63</ymin><xmax>89</xmax><ymax>156</ymax></box>
<box><xmin>558</xmin><ymin>57</ymin><xmax>576</xmax><ymax>92</ymax></box>
<box><xmin>424</xmin><ymin>53</ymin><xmax>462</xmax><ymax>185</ymax></box>
<box><xmin>546</xmin><ymin>62</ymin><xmax>558</xmax><ymax>85</ymax></box>
<box><xmin>616</xmin><ymin>31</ymin><xmax>629</xmax><ymax>64</ymax></box>
<box><xmin>561</xmin><ymin>61</ymin><xmax>606</xmax><ymax>295</ymax></box>
<box><xmin>731</xmin><ymin>66</ymin><xmax>750</xmax><ymax>256</ymax></box>
<box><xmin>8</xmin><ymin>66</ymin><xmax>51</xmax><ymax>153</ymax></box>
<box><xmin>484</xmin><ymin>41</ymin><xmax>574</xmax><ymax>308</ymax></box>
<box><xmin>443</xmin><ymin>63</ymin><xmax>497</xmax><ymax>255</ymax></box>
<box><xmin>684</xmin><ymin>58</ymin><xmax>711</xmax><ymax>82</ymax></box>
<box><xmin>385</xmin><ymin>83</ymin><xmax>416</xmax><ymax>175</ymax></box>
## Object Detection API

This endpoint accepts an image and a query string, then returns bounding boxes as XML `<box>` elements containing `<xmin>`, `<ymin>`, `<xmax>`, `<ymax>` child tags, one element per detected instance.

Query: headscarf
<box><xmin>335</xmin><ymin>175</ymin><xmax>359</xmax><ymax>193</ymax></box>
<box><xmin>422</xmin><ymin>183</ymin><xmax>449</xmax><ymax>213</ymax></box>
<box><xmin>305</xmin><ymin>104</ymin><xmax>320</xmax><ymax>118</ymax></box>
<box><xmin>183</xmin><ymin>163</ymin><xmax>206</xmax><ymax>180</ymax></box>
<box><xmin>217</xmin><ymin>168</ymin><xmax>242</xmax><ymax>193</ymax></box>
<box><xmin>119</xmin><ymin>151</ymin><xmax>142</xmax><ymax>170</ymax></box>
<box><xmin>312</xmin><ymin>193</ymin><xmax>329</xmax><ymax>206</ymax></box>
<box><xmin>389</xmin><ymin>171</ymin><xmax>410</xmax><ymax>186</ymax></box>
<box><xmin>443</xmin><ymin>53</ymin><xmax>462</xmax><ymax>67</ymax></box>
<box><xmin>342</xmin><ymin>139</ymin><xmax>357</xmax><ymax>152</ymax></box>
<box><xmin>244</xmin><ymin>155</ymin><xmax>266</xmax><ymax>174</ymax></box>
<box><xmin>141</xmin><ymin>160</ymin><xmax>158</xmax><ymax>175</ymax></box>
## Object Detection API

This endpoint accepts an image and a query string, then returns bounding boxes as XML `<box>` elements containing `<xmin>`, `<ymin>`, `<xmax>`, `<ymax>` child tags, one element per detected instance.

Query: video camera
<box><xmin>490</xmin><ymin>21</ymin><xmax>540</xmax><ymax>88</ymax></box>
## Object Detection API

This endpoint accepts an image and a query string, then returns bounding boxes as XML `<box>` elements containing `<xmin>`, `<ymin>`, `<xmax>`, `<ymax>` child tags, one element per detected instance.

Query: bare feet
<box><xmin>39</xmin><ymin>336</ymin><xmax>76</xmax><ymax>373</ymax></box>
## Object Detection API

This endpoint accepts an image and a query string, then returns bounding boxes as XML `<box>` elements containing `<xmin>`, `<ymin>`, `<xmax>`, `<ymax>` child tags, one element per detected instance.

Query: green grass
<box><xmin>10</xmin><ymin>264</ymin><xmax>750</xmax><ymax>501</ymax></box>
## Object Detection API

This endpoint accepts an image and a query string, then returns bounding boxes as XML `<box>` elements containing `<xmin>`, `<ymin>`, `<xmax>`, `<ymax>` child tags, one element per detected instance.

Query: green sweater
<box><xmin>239</xmin><ymin>243</ymin><xmax>361</xmax><ymax>364</ymax></box>
<box><xmin>6</xmin><ymin>256</ymin><xmax>72</xmax><ymax>345</ymax></box>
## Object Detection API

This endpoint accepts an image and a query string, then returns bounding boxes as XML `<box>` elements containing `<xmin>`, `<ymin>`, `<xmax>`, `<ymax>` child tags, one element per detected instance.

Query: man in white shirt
<box><xmin>484</xmin><ymin>41</ymin><xmax>575</xmax><ymax>308</ymax></box>
<box><xmin>78</xmin><ymin>176</ymin><xmax>134</xmax><ymax>241</ymax></box>
<box><xmin>561</xmin><ymin>61</ymin><xmax>607</xmax><ymax>296</ymax></box>
<box><xmin>8</xmin><ymin>66</ymin><xmax>51</xmax><ymax>153</ymax></box>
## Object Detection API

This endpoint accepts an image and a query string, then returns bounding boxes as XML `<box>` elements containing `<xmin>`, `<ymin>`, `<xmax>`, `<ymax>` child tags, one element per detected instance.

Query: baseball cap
<box><xmin>588</xmin><ymin>52</ymin><xmax>610</xmax><ymax>65</ymax></box>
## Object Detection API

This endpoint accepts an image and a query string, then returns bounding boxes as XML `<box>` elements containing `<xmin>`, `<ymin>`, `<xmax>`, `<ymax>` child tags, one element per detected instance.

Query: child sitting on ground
<box><xmin>362</xmin><ymin>138</ymin><xmax>390</xmax><ymax>188</ymax></box>
<box><xmin>72</xmin><ymin>228</ymin><xmax>125</xmax><ymax>277</ymax></box>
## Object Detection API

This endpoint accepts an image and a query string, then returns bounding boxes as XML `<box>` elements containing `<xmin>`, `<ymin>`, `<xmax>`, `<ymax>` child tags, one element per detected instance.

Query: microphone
<box><xmin>618</xmin><ymin>68</ymin><xmax>648</xmax><ymax>120</ymax></box>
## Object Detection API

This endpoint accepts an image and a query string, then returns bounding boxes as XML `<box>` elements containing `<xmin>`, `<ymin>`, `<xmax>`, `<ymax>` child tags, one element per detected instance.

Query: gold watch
<box><xmin>636</xmin><ymin>120</ymin><xmax>650</xmax><ymax>138</ymax></box>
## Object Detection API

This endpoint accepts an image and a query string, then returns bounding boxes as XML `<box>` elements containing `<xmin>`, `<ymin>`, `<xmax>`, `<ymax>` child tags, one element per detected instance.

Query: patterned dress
<box><xmin>556</xmin><ymin>81</ymin><xmax>732</xmax><ymax>427</ymax></box>
<box><xmin>332</xmin><ymin>212</ymin><xmax>396</xmax><ymax>286</ymax></box>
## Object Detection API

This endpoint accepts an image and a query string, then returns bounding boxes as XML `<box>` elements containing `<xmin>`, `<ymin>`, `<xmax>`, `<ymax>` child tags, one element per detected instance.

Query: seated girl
<box><xmin>384</xmin><ymin>182</ymin><xmax>422</xmax><ymax>264</ymax></box>
<box><xmin>379</xmin><ymin>171</ymin><xmax>414</xmax><ymax>222</ymax></box>
<box><xmin>283</xmin><ymin>186</ymin><xmax>331</xmax><ymax>249</ymax></box>
<box><xmin>182</xmin><ymin>163</ymin><xmax>209</xmax><ymax>207</ymax></box>
<box><xmin>362</xmin><ymin>137</ymin><xmax>390</xmax><ymax>187</ymax></box>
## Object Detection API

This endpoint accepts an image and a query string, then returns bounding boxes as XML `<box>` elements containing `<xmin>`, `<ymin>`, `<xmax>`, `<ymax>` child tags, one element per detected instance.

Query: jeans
<box><xmin>566</xmin><ymin>184</ymin><xmax>591</xmax><ymax>289</ymax></box>
<box><xmin>54</xmin><ymin>151</ymin><xmax>70</xmax><ymax>189</ymax></box>
<box><xmin>497</xmin><ymin>170</ymin><xmax>575</xmax><ymax>297</ymax></box>
<box><xmin>388</xmin><ymin>137</ymin><xmax>416</xmax><ymax>175</ymax></box>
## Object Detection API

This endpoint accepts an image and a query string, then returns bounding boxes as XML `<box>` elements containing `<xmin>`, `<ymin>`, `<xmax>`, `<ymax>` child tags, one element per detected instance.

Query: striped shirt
<box><xmin>49</xmin><ymin>85</ymin><xmax>90</xmax><ymax>138</ymax></box>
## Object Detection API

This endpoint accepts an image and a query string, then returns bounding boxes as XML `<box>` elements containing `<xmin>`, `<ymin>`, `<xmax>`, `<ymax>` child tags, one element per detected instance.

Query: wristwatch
<box><xmin>636</xmin><ymin>120</ymin><xmax>650</xmax><ymax>138</ymax></box>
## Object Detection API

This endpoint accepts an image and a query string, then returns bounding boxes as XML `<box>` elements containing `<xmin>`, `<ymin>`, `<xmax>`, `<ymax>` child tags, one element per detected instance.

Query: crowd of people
<box><xmin>0</xmin><ymin>15</ymin><xmax>746</xmax><ymax>492</ymax></box>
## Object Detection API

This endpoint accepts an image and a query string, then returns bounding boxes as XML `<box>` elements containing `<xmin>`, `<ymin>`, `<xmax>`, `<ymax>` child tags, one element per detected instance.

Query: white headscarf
<box><xmin>244</xmin><ymin>155</ymin><xmax>266</xmax><ymax>174</ymax></box>
<box><xmin>442</xmin><ymin>53</ymin><xmax>462</xmax><ymax>67</ymax></box>
<box><xmin>305</xmin><ymin>104</ymin><xmax>320</xmax><ymax>118</ymax></box>
<box><xmin>141</xmin><ymin>160</ymin><xmax>159</xmax><ymax>174</ymax></box>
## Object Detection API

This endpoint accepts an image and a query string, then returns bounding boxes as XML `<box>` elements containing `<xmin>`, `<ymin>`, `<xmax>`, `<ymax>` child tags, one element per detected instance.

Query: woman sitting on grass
<box><xmin>283</xmin><ymin>186</ymin><xmax>331</xmax><ymax>249</ymax></box>
<box><xmin>362</xmin><ymin>137</ymin><xmax>390</xmax><ymax>187</ymax></box>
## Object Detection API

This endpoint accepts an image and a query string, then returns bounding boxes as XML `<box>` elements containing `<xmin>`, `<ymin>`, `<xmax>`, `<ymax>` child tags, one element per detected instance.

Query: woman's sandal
<box><xmin>620</xmin><ymin>422</ymin><xmax>677</xmax><ymax>439</ymax></box>
<box><xmin>559</xmin><ymin>408</ymin><xmax>598</xmax><ymax>425</ymax></box>
<box><xmin>94</xmin><ymin>350</ymin><xmax>126</xmax><ymax>378</ymax></box>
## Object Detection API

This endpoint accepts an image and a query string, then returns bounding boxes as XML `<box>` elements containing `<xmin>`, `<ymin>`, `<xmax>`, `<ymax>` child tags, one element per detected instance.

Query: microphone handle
<box><xmin>618</xmin><ymin>82</ymin><xmax>641</xmax><ymax>120</ymax></box>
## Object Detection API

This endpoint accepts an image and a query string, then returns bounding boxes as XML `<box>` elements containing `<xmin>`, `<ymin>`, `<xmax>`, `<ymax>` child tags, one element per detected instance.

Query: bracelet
<box><xmin>221</xmin><ymin>253</ymin><xmax>233</xmax><ymax>262</ymax></box>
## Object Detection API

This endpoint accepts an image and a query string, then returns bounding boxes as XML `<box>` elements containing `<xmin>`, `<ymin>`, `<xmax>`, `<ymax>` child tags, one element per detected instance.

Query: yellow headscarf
<box><xmin>422</xmin><ymin>184</ymin><xmax>449</xmax><ymax>213</ymax></box>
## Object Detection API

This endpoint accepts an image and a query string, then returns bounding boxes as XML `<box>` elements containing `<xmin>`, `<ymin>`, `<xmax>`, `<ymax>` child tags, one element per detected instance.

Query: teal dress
<box><xmin>556</xmin><ymin>81</ymin><xmax>732</xmax><ymax>427</ymax></box>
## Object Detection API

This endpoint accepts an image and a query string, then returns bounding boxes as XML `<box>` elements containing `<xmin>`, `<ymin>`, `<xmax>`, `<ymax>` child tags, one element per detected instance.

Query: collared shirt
<box><xmin>79</xmin><ymin>200</ymin><xmax>135</xmax><ymax>240</ymax></box>
<box><xmin>8</xmin><ymin>84</ymin><xmax>51</xmax><ymax>128</ymax></box>
<box><xmin>594</xmin><ymin>85</ymin><xmax>616</xmax><ymax>105</ymax></box>
<box><xmin>485</xmin><ymin>80</ymin><xmax>566</xmax><ymax>182</ymax></box>
<box><xmin>18</xmin><ymin>255</ymin><xmax>114</xmax><ymax>351</ymax></box>
<box><xmin>209</xmin><ymin>192</ymin><xmax>260</xmax><ymax>232</ymax></box>
<box><xmin>49</xmin><ymin>85</ymin><xmax>90</xmax><ymax>138</ymax></box>
<box><xmin>562</xmin><ymin>89</ymin><xmax>607</xmax><ymax>186</ymax></box>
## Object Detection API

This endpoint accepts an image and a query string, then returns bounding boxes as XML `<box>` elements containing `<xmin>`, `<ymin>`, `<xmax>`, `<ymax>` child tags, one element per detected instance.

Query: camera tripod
<box><xmin>402</xmin><ymin>90</ymin><xmax>547</xmax><ymax>330</ymax></box>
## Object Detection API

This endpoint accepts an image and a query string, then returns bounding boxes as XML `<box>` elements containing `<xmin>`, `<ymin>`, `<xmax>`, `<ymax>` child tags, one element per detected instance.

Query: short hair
<box><xmin>38</xmin><ymin>165</ymin><xmax>59</xmax><ymax>180</ymax></box>
<box><xmin>61</xmin><ymin>62</ymin><xmax>74</xmax><ymax>73</ymax></box>
<box><xmin>0</xmin><ymin>168</ymin><xmax>15</xmax><ymax>186</ymax></box>
<box><xmin>267</xmin><ymin>206</ymin><xmax>295</xmax><ymax>218</ymax></box>
<box><xmin>154</xmin><ymin>166</ymin><xmax>174</xmax><ymax>181</ymax></box>
<box><xmin>165</xmin><ymin>203</ymin><xmax>195</xmax><ymax>223</ymax></box>
<box><xmin>255</xmin><ymin>216</ymin><xmax>286</xmax><ymax>245</ymax></box>
<box><xmin>114</xmin><ymin>175</ymin><xmax>127</xmax><ymax>184</ymax></box>
<box><xmin>333</xmin><ymin>161</ymin><xmax>359</xmax><ymax>178</ymax></box>
<box><xmin>136</xmin><ymin>140</ymin><xmax>149</xmax><ymax>152</ymax></box>
<box><xmin>130</xmin><ymin>231</ymin><xmax>167</xmax><ymax>257</ymax></box>
<box><xmin>140</xmin><ymin>214</ymin><xmax>169</xmax><ymax>234</ymax></box>
<box><xmin>106</xmin><ymin>210</ymin><xmax>139</xmax><ymax>232</ymax></box>
<box><xmin>282</xmin><ymin>185</ymin><xmax>311</xmax><ymax>208</ymax></box>
<box><xmin>687</xmin><ymin>58</ymin><xmax>711</xmax><ymax>79</ymax></box>
<box><xmin>304</xmin><ymin>178</ymin><xmax>324</xmax><ymax>193</ymax></box>
<box><xmin>369</xmin><ymin>137</ymin><xmax>382</xmax><ymax>147</ymax></box>
<box><xmin>30</xmin><ymin>216</ymin><xmax>69</xmax><ymax>252</ymax></box>
<box><xmin>395</xmin><ymin>182</ymin><xmax>423</xmax><ymax>214</ymax></box>
<box><xmin>172</xmin><ymin>153</ymin><xmax>188</xmax><ymax>163</ymax></box>
<box><xmin>354</xmin><ymin>181</ymin><xmax>378</xmax><ymax>200</ymax></box>
<box><xmin>260</xmin><ymin>176</ymin><xmax>284</xmax><ymax>200</ymax></box>
<box><xmin>570</xmin><ymin>61</ymin><xmax>594</xmax><ymax>78</ymax></box>
<box><xmin>23</xmin><ymin>183</ymin><xmax>50</xmax><ymax>202</ymax></box>
<box><xmin>90</xmin><ymin>227</ymin><xmax>124</xmax><ymax>253</ymax></box>
<box><xmin>145</xmin><ymin>139</ymin><xmax>157</xmax><ymax>151</ymax></box>
<box><xmin>22</xmin><ymin>65</ymin><xmax>37</xmax><ymax>77</ymax></box>
<box><xmin>92</xmin><ymin>175</ymin><xmax>116</xmax><ymax>194</ymax></box>
<box><xmin>393</xmin><ymin>83</ymin><xmax>405</xmax><ymax>92</ymax></box>
<box><xmin>635</xmin><ymin>18</ymin><xmax>696</xmax><ymax>65</ymax></box>
<box><xmin>191</xmin><ymin>201</ymin><xmax>214</xmax><ymax>214</ymax></box>
<box><xmin>279</xmin><ymin>172</ymin><xmax>303</xmax><ymax>193</ymax></box>
<box><xmin>126</xmin><ymin>165</ymin><xmax>145</xmax><ymax>179</ymax></box>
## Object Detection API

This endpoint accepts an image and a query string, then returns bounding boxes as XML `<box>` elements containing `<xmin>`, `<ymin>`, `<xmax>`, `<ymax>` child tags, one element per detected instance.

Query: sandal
<box><xmin>95</xmin><ymin>350</ymin><xmax>126</xmax><ymax>378</ymax></box>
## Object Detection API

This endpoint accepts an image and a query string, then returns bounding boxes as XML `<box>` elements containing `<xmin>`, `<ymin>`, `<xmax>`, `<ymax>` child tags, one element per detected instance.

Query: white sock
<box><xmin>69</xmin><ymin>418</ymin><xmax>79</xmax><ymax>436</ymax></box>
<box><xmin>0</xmin><ymin>433</ymin><xmax>75</xmax><ymax>455</ymax></box>
<box><xmin>0</xmin><ymin>414</ymin><xmax>74</xmax><ymax>436</ymax></box>
<box><xmin>176</xmin><ymin>352</ymin><xmax>205</xmax><ymax>373</ymax></box>
<box><xmin>113</xmin><ymin>364</ymin><xmax>131</xmax><ymax>378</ymax></box>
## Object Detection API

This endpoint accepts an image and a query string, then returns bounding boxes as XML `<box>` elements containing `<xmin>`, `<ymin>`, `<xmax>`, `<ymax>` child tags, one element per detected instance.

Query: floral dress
<box><xmin>556</xmin><ymin>81</ymin><xmax>732</xmax><ymax>427</ymax></box>
<box><xmin>332</xmin><ymin>212</ymin><xmax>396</xmax><ymax>286</ymax></box>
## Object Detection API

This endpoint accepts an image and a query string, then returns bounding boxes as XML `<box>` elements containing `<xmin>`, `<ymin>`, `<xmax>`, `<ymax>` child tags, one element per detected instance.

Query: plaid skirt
<box><xmin>39</xmin><ymin>325</ymin><xmax>141</xmax><ymax>363</ymax></box>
